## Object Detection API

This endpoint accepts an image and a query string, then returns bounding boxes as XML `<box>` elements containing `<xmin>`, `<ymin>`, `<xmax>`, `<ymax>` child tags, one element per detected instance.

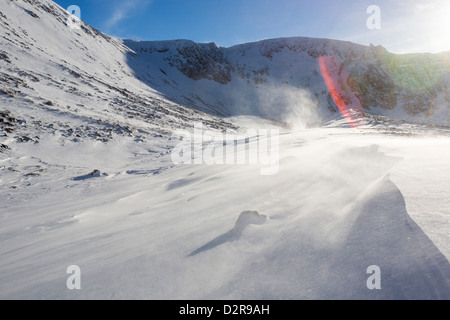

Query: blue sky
<box><xmin>53</xmin><ymin>0</ymin><xmax>450</xmax><ymax>53</ymax></box>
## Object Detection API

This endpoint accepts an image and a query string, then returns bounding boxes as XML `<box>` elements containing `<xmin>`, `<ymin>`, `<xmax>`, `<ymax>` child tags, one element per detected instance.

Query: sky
<box><xmin>53</xmin><ymin>0</ymin><xmax>450</xmax><ymax>53</ymax></box>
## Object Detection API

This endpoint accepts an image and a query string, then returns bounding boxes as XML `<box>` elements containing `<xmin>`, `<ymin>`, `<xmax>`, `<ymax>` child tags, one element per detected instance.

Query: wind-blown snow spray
<box><xmin>171</xmin><ymin>122</ymin><xmax>279</xmax><ymax>175</ymax></box>
<box><xmin>254</xmin><ymin>84</ymin><xmax>321</xmax><ymax>130</ymax></box>
<box><xmin>318</xmin><ymin>56</ymin><xmax>366</xmax><ymax>127</ymax></box>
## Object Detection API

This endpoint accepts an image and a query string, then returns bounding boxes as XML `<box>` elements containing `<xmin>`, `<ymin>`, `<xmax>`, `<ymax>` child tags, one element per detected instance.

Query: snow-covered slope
<box><xmin>1</xmin><ymin>0</ymin><xmax>450</xmax><ymax>300</ymax></box>
<box><xmin>0</xmin><ymin>0</ymin><xmax>235</xmax><ymax>150</ymax></box>
<box><xmin>1</xmin><ymin>118</ymin><xmax>450</xmax><ymax>299</ymax></box>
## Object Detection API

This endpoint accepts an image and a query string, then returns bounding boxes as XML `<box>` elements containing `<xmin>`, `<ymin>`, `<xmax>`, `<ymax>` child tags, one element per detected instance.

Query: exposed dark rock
<box><xmin>165</xmin><ymin>42</ymin><xmax>232</xmax><ymax>84</ymax></box>
<box><xmin>0</xmin><ymin>51</ymin><xmax>11</xmax><ymax>63</ymax></box>
<box><xmin>24</xmin><ymin>172</ymin><xmax>40</xmax><ymax>176</ymax></box>
<box><xmin>24</xmin><ymin>9</ymin><xmax>39</xmax><ymax>18</ymax></box>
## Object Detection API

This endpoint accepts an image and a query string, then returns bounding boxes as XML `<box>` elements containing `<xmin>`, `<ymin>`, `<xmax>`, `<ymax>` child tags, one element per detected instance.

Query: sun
<box><xmin>416</xmin><ymin>1</ymin><xmax>450</xmax><ymax>52</ymax></box>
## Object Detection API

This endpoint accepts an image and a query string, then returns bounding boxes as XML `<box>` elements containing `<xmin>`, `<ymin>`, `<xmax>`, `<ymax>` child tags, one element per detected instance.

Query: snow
<box><xmin>1</xmin><ymin>117</ymin><xmax>449</xmax><ymax>299</ymax></box>
<box><xmin>0</xmin><ymin>0</ymin><xmax>449</xmax><ymax>300</ymax></box>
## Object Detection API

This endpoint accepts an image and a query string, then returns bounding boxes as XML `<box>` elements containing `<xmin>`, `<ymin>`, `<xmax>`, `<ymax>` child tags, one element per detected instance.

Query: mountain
<box><xmin>1</xmin><ymin>0</ymin><xmax>449</xmax><ymax>144</ymax></box>
<box><xmin>124</xmin><ymin>38</ymin><xmax>450</xmax><ymax>127</ymax></box>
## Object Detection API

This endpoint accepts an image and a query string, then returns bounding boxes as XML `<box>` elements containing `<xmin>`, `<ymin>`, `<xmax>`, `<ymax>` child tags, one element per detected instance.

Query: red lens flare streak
<box><xmin>318</xmin><ymin>56</ymin><xmax>365</xmax><ymax>128</ymax></box>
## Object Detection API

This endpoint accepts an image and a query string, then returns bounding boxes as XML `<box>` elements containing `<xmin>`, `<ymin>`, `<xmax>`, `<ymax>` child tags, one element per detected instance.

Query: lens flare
<box><xmin>318</xmin><ymin>56</ymin><xmax>365</xmax><ymax>127</ymax></box>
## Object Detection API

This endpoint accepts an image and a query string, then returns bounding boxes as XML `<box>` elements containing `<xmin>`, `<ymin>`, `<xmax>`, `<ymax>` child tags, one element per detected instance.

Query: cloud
<box><xmin>104</xmin><ymin>0</ymin><xmax>150</xmax><ymax>31</ymax></box>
